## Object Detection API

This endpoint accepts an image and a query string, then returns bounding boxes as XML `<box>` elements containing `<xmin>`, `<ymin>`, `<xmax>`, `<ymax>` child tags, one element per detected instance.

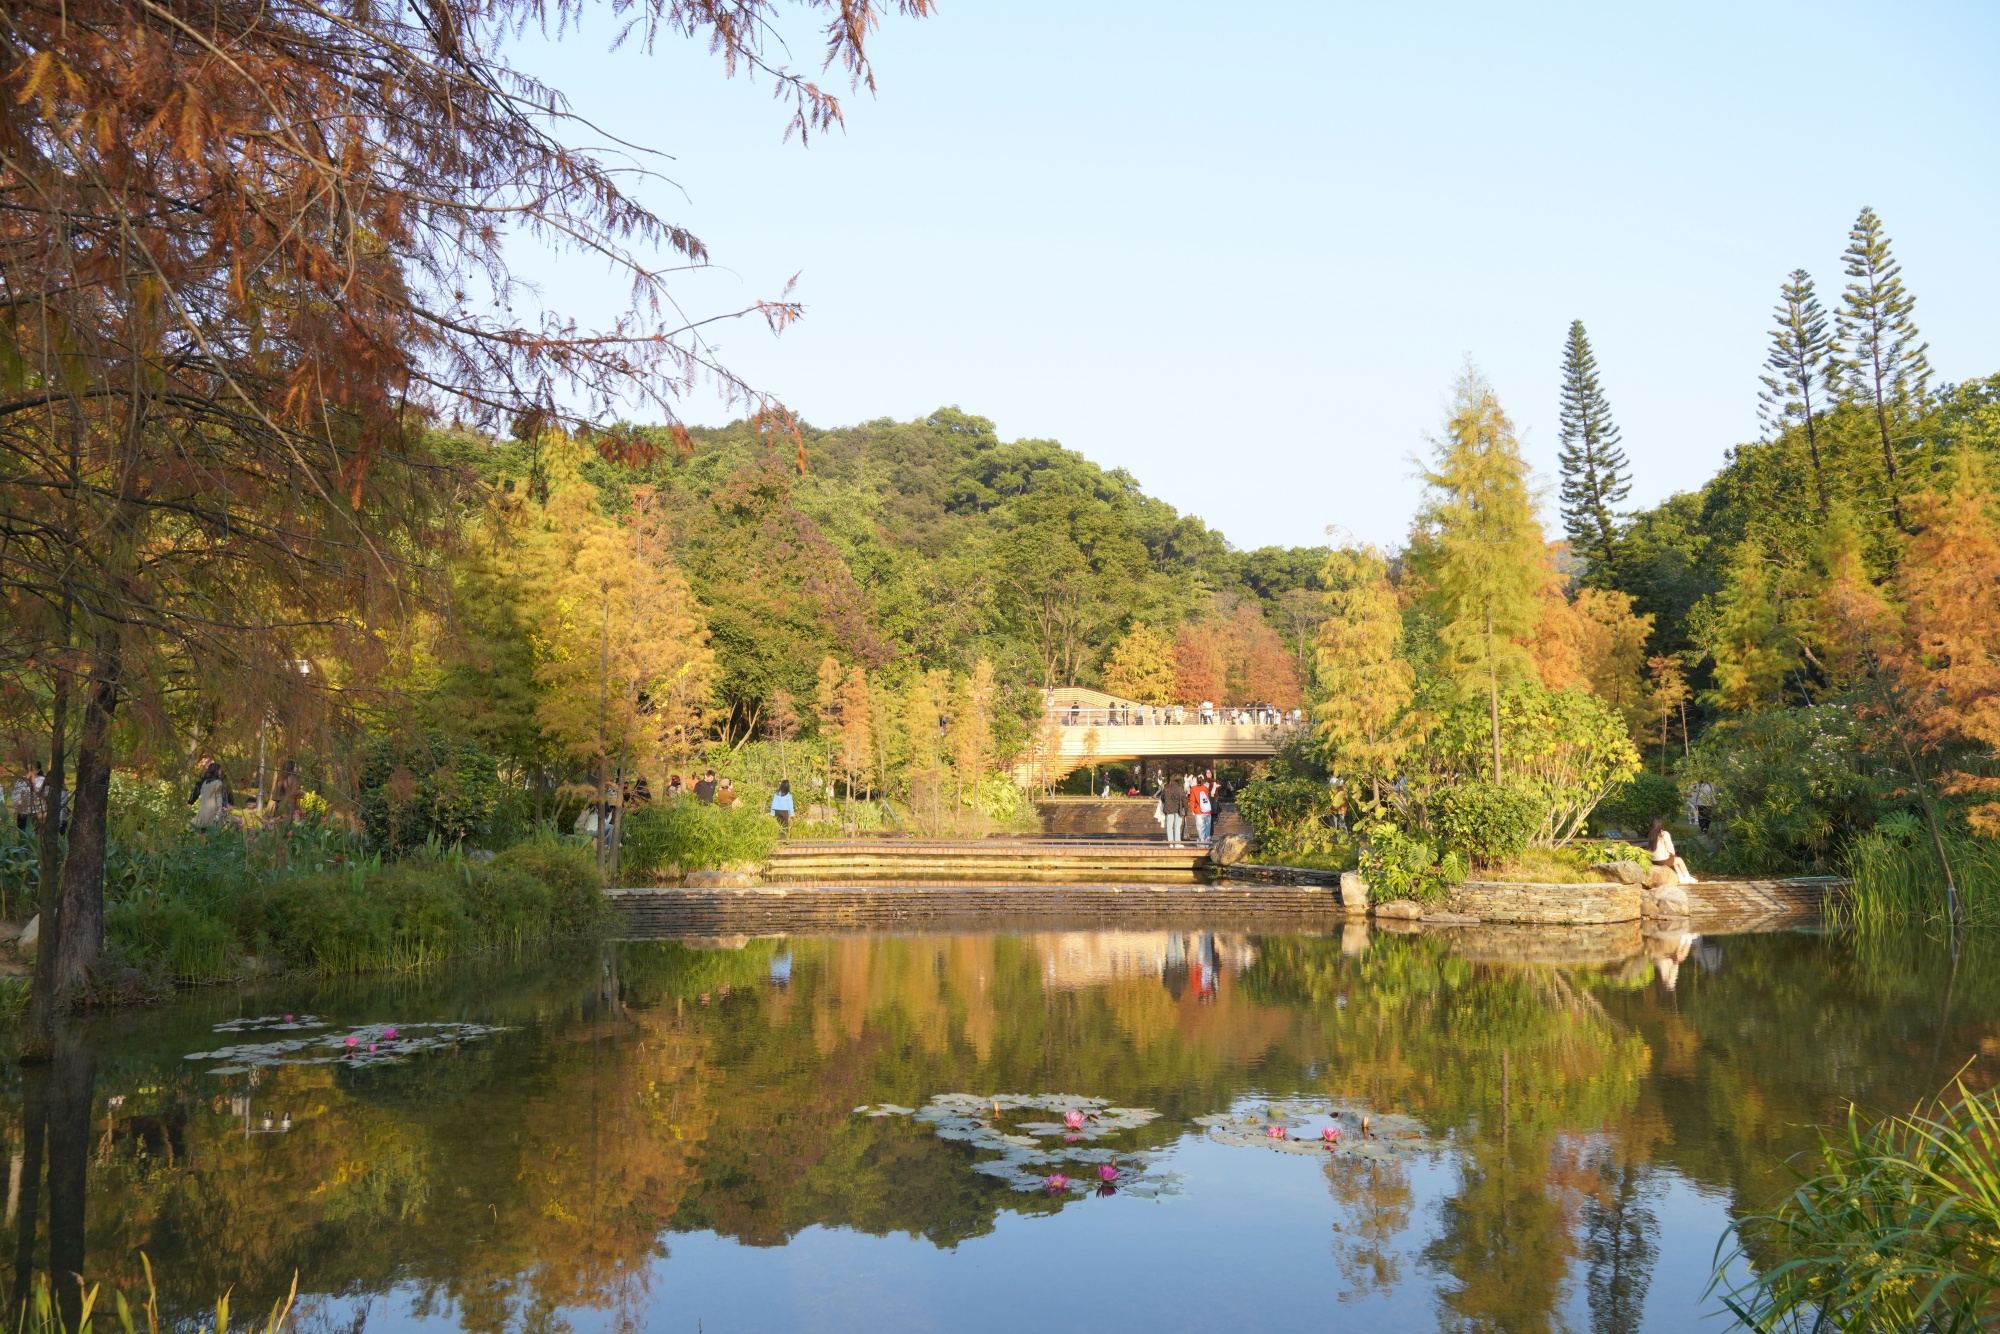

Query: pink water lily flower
<box><xmin>383</xmin><ymin>1027</ymin><xmax>398</xmax><ymax>1040</ymax></box>
<box><xmin>1063</xmin><ymin>1109</ymin><xmax>1087</xmax><ymax>1129</ymax></box>
<box><xmin>1321</xmin><ymin>1126</ymin><xmax>1343</xmax><ymax>1143</ymax></box>
<box><xmin>1266</xmin><ymin>1124</ymin><xmax>1287</xmax><ymax>1140</ymax></box>
<box><xmin>1045</xmin><ymin>1174</ymin><xmax>1070</xmax><ymax>1192</ymax></box>
<box><xmin>344</xmin><ymin>1036</ymin><xmax>359</xmax><ymax>1047</ymax></box>
<box><xmin>1098</xmin><ymin>1163</ymin><xmax>1118</xmax><ymax>1182</ymax></box>
<box><xmin>283</xmin><ymin>1015</ymin><xmax>294</xmax><ymax>1023</ymax></box>
<box><xmin>367</xmin><ymin>1043</ymin><xmax>377</xmax><ymax>1052</ymax></box>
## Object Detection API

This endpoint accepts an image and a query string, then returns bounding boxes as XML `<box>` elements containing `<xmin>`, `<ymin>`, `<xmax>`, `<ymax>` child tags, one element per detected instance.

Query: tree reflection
<box><xmin>14</xmin><ymin>926</ymin><xmax>2000</xmax><ymax>1334</ymax></box>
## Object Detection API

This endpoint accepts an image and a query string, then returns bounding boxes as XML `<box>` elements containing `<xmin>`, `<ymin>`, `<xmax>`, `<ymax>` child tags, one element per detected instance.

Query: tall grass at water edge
<box><xmin>15</xmin><ymin>1257</ymin><xmax>292</xmax><ymax>1334</ymax></box>
<box><xmin>1715</xmin><ymin>1084</ymin><xmax>2000</xmax><ymax>1333</ymax></box>
<box><xmin>1837</xmin><ymin>824</ymin><xmax>2000</xmax><ymax>928</ymax></box>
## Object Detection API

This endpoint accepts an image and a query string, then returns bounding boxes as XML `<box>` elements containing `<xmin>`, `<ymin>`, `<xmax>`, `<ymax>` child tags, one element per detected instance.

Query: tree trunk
<box><xmin>10</xmin><ymin>1066</ymin><xmax>47</xmax><ymax>1306</ymax></box>
<box><xmin>51</xmin><ymin>640</ymin><xmax>118</xmax><ymax>999</ymax></box>
<box><xmin>1804</xmin><ymin>410</ymin><xmax>1828</xmax><ymax>514</ymax></box>
<box><xmin>21</xmin><ymin>661</ymin><xmax>70</xmax><ymax>1062</ymax></box>
<box><xmin>44</xmin><ymin>1032</ymin><xmax>94</xmax><ymax>1332</ymax></box>
<box><xmin>1485</xmin><ymin>608</ymin><xmax>1502</xmax><ymax>782</ymax></box>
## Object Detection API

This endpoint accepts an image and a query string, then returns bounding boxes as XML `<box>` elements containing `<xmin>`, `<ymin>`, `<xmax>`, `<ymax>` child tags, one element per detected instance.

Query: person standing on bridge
<box><xmin>1159</xmin><ymin>774</ymin><xmax>1187</xmax><ymax>846</ymax></box>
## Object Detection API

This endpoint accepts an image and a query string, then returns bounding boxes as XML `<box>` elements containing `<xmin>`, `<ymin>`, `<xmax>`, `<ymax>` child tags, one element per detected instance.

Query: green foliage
<box><xmin>1428</xmin><ymin>682</ymin><xmax>1639</xmax><ymax>847</ymax></box>
<box><xmin>1594</xmin><ymin>772</ymin><xmax>1683</xmax><ymax>834</ymax></box>
<box><xmin>1235</xmin><ymin>776</ymin><xmax>1343</xmax><ymax>861</ymax></box>
<box><xmin>622</xmin><ymin>801</ymin><xmax>781</xmax><ymax>875</ymax></box>
<box><xmin>358</xmin><ymin>731</ymin><xmax>502</xmax><ymax>855</ymax></box>
<box><xmin>1430</xmin><ymin>782</ymin><xmax>1540</xmax><ymax>869</ymax></box>
<box><xmin>1718</xmin><ymin>1085</ymin><xmax>2000</xmax><ymax>1333</ymax></box>
<box><xmin>1556</xmin><ymin>320</ymin><xmax>1632</xmax><ymax>578</ymax></box>
<box><xmin>1357</xmin><ymin>821</ymin><xmax>1465</xmax><ymax>906</ymax></box>
<box><xmin>1841</xmin><ymin>825</ymin><xmax>2000</xmax><ymax>929</ymax></box>
<box><xmin>1688</xmin><ymin>706</ymin><xmax>1878</xmax><ymax>873</ymax></box>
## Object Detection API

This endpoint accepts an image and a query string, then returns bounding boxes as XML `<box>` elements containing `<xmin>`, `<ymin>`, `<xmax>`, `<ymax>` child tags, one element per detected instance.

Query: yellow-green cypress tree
<box><xmin>1414</xmin><ymin>368</ymin><xmax>1548</xmax><ymax>780</ymax></box>
<box><xmin>1313</xmin><ymin>547</ymin><xmax>1414</xmax><ymax>806</ymax></box>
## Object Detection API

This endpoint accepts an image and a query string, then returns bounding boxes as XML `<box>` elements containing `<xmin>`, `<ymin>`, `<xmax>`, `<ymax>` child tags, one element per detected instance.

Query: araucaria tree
<box><xmin>1758</xmin><ymin>270</ymin><xmax>1838</xmax><ymax>513</ymax></box>
<box><xmin>1834</xmin><ymin>206</ymin><xmax>1931</xmax><ymax>529</ymax></box>
<box><xmin>1416</xmin><ymin>369</ymin><xmax>1548</xmax><ymax>781</ymax></box>
<box><xmin>0</xmin><ymin>0</ymin><xmax>928</xmax><ymax>1042</ymax></box>
<box><xmin>1556</xmin><ymin>321</ymin><xmax>1631</xmax><ymax>578</ymax></box>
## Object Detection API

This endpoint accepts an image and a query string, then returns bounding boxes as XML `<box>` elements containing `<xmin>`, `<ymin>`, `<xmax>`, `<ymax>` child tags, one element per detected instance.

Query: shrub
<box><xmin>357</xmin><ymin>731</ymin><xmax>501</xmax><ymax>854</ymax></box>
<box><xmin>1842</xmin><ymin>823</ymin><xmax>2000</xmax><ymax>928</ymax></box>
<box><xmin>488</xmin><ymin>841</ymin><xmax>605</xmax><ymax>933</ymax></box>
<box><xmin>1430</xmin><ymin>782</ymin><xmax>1541</xmax><ymax>869</ymax></box>
<box><xmin>1357</xmin><ymin>821</ymin><xmax>1466</xmax><ymax>907</ymax></box>
<box><xmin>1687</xmin><ymin>706</ymin><xmax>1878</xmax><ymax>874</ymax></box>
<box><xmin>622</xmin><ymin>801</ymin><xmax>780</xmax><ymax>875</ymax></box>
<box><xmin>1236</xmin><ymin>776</ymin><xmax>1342</xmax><ymax>860</ymax></box>
<box><xmin>1593</xmin><ymin>771</ymin><xmax>1683</xmax><ymax>835</ymax></box>
<box><xmin>1427</xmin><ymin>682</ymin><xmax>1639</xmax><ymax>846</ymax></box>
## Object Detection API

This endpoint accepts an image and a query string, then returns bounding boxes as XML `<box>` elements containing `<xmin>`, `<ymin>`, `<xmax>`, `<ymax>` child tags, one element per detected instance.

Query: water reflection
<box><xmin>0</xmin><ymin>925</ymin><xmax>1992</xmax><ymax>1333</ymax></box>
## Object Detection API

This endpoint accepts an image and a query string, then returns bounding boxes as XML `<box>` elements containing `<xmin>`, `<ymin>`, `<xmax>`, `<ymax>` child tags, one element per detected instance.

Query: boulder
<box><xmin>1339</xmin><ymin>871</ymin><xmax>1371</xmax><ymax>916</ymax></box>
<box><xmin>683</xmin><ymin>870</ymin><xmax>760</xmax><ymax>889</ymax></box>
<box><xmin>1591</xmin><ymin>860</ymin><xmax>1649</xmax><ymax>885</ymax></box>
<box><xmin>17</xmin><ymin>914</ymin><xmax>38</xmax><ymax>956</ymax></box>
<box><xmin>1373</xmin><ymin>899</ymin><xmax>1423</xmax><ymax>921</ymax></box>
<box><xmin>1210</xmin><ymin>833</ymin><xmax>1255</xmax><ymax>867</ymax></box>
<box><xmin>1641</xmin><ymin>885</ymin><xmax>1691</xmax><ymax>919</ymax></box>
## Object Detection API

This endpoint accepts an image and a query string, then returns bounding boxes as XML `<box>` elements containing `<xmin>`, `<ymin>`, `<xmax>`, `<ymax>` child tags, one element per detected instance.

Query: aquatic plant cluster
<box><xmin>1196</xmin><ymin>1099</ymin><xmax>1447</xmax><ymax>1161</ymax></box>
<box><xmin>857</xmin><ymin>1094</ymin><xmax>1184</xmax><ymax>1197</ymax></box>
<box><xmin>184</xmin><ymin>1014</ymin><xmax>511</xmax><ymax>1074</ymax></box>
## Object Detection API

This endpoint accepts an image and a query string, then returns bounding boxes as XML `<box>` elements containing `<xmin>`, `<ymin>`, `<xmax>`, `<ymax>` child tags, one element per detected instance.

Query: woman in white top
<box><xmin>1646</xmin><ymin>818</ymin><xmax>1697</xmax><ymax>885</ymax></box>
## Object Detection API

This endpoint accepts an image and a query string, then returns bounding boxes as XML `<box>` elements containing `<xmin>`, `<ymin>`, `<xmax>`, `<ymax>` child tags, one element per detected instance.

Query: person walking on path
<box><xmin>189</xmin><ymin>757</ymin><xmax>232</xmax><ymax>830</ymax></box>
<box><xmin>1159</xmin><ymin>774</ymin><xmax>1187</xmax><ymax>846</ymax></box>
<box><xmin>694</xmin><ymin>770</ymin><xmax>718</xmax><ymax>804</ymax></box>
<box><xmin>769</xmin><ymin>780</ymin><xmax>794</xmax><ymax>834</ymax></box>
<box><xmin>11</xmin><ymin>762</ymin><xmax>43</xmax><ymax>833</ymax></box>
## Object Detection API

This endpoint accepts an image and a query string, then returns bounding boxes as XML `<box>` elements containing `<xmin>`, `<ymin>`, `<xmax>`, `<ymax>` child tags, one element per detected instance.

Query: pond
<box><xmin>6</xmin><ymin>920</ymin><xmax>1992</xmax><ymax>1333</ymax></box>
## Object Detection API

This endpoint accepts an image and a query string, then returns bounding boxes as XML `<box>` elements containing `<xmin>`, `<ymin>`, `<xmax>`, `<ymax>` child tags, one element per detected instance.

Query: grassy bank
<box><xmin>0</xmin><ymin>819</ymin><xmax>606</xmax><ymax>993</ymax></box>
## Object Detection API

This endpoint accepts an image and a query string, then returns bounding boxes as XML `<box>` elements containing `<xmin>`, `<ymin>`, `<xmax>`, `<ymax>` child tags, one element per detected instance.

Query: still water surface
<box><xmin>7</xmin><ymin>922</ymin><xmax>1993</xmax><ymax>1333</ymax></box>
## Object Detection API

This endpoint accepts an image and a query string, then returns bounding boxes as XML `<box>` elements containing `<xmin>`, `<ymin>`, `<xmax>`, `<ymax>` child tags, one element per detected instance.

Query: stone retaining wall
<box><xmin>1445</xmin><ymin>880</ymin><xmax>1643</xmax><ymax>924</ymax></box>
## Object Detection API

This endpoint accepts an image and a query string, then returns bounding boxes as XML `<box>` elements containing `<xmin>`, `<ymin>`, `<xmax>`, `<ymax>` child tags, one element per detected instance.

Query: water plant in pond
<box><xmin>857</xmin><ymin>1095</ymin><xmax>1183</xmax><ymax>1197</ymax></box>
<box><xmin>1197</xmin><ymin>1100</ymin><xmax>1446</xmax><ymax>1161</ymax></box>
<box><xmin>186</xmin><ymin>1016</ymin><xmax>510</xmax><ymax>1073</ymax></box>
<box><xmin>1716</xmin><ymin>1083</ymin><xmax>2000</xmax><ymax>1333</ymax></box>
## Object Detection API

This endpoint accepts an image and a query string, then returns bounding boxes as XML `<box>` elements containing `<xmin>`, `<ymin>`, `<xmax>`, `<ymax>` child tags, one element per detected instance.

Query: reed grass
<box><xmin>1714</xmin><ymin>1083</ymin><xmax>2000</xmax><ymax>1333</ymax></box>
<box><xmin>18</xmin><ymin>1255</ymin><xmax>293</xmax><ymax>1334</ymax></box>
<box><xmin>1838</xmin><ymin>827</ymin><xmax>2000</xmax><ymax>929</ymax></box>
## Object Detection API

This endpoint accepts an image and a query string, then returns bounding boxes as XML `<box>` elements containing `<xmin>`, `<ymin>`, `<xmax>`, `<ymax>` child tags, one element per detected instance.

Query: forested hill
<box><xmin>444</xmin><ymin>406</ymin><xmax>1331</xmax><ymax>736</ymax></box>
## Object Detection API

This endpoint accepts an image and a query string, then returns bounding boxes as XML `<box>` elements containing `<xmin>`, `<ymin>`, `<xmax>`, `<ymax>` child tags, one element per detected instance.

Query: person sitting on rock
<box><xmin>1645</xmin><ymin>817</ymin><xmax>1697</xmax><ymax>886</ymax></box>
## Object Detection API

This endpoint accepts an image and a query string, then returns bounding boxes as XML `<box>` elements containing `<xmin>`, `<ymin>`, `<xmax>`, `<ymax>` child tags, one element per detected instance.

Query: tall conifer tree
<box><xmin>1835</xmin><ymin>206</ymin><xmax>1931</xmax><ymax>530</ymax></box>
<box><xmin>1418</xmin><ymin>368</ymin><xmax>1548</xmax><ymax>780</ymax></box>
<box><xmin>1758</xmin><ymin>270</ymin><xmax>1838</xmax><ymax>513</ymax></box>
<box><xmin>1556</xmin><ymin>321</ymin><xmax>1632</xmax><ymax>577</ymax></box>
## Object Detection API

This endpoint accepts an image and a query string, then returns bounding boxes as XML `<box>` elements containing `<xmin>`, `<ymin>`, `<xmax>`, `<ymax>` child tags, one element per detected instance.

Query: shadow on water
<box><xmin>0</xmin><ymin>922</ymin><xmax>1993</xmax><ymax>1332</ymax></box>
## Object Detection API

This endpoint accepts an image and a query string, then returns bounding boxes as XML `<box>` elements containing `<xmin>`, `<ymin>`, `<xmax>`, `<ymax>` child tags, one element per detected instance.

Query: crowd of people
<box><xmin>1153</xmin><ymin>771</ymin><xmax>1229</xmax><ymax>847</ymax></box>
<box><xmin>1059</xmin><ymin>701</ymin><xmax>1302</xmax><ymax>728</ymax></box>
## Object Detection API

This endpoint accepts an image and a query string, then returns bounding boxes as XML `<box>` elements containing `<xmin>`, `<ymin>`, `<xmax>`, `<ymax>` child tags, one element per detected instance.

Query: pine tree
<box><xmin>1758</xmin><ymin>269</ymin><xmax>1837</xmax><ymax>513</ymax></box>
<box><xmin>1835</xmin><ymin>206</ymin><xmax>1931</xmax><ymax>530</ymax></box>
<box><xmin>1418</xmin><ymin>367</ymin><xmax>1549</xmax><ymax>780</ymax></box>
<box><xmin>1556</xmin><ymin>321</ymin><xmax>1632</xmax><ymax>577</ymax></box>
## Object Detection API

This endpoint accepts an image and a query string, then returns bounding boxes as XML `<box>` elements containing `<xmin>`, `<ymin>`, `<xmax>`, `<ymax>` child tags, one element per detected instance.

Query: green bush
<box><xmin>1429</xmin><ymin>782</ymin><xmax>1541</xmax><ymax>869</ymax></box>
<box><xmin>488</xmin><ymin>841</ymin><xmax>606</xmax><ymax>933</ymax></box>
<box><xmin>357</xmin><ymin>731</ymin><xmax>502</xmax><ymax>855</ymax></box>
<box><xmin>622</xmin><ymin>801</ymin><xmax>781</xmax><ymax>875</ymax></box>
<box><xmin>106</xmin><ymin>897</ymin><xmax>236</xmax><ymax>981</ymax></box>
<box><xmin>1357</xmin><ymin>821</ymin><xmax>1466</xmax><ymax>907</ymax></box>
<box><xmin>1687</xmin><ymin>706</ymin><xmax>1879</xmax><ymax>874</ymax></box>
<box><xmin>1593</xmin><ymin>771</ymin><xmax>1683</xmax><ymax>835</ymax></box>
<box><xmin>1427</xmin><ymin>682</ymin><xmax>1639</xmax><ymax>845</ymax></box>
<box><xmin>1236</xmin><ymin>776</ymin><xmax>1342</xmax><ymax>860</ymax></box>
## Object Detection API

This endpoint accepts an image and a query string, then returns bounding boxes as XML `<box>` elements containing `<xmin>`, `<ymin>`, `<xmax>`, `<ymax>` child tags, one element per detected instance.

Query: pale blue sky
<box><xmin>511</xmin><ymin>0</ymin><xmax>2000</xmax><ymax>549</ymax></box>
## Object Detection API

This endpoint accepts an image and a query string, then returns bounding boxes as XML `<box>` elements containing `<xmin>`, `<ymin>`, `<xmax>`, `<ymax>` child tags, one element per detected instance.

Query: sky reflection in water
<box><xmin>11</xmin><ymin>922</ymin><xmax>1995</xmax><ymax>1333</ymax></box>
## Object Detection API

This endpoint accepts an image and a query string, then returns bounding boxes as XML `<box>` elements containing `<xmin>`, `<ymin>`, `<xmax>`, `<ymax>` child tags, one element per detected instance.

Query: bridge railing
<box><xmin>1049</xmin><ymin>706</ymin><xmax>1305</xmax><ymax>730</ymax></box>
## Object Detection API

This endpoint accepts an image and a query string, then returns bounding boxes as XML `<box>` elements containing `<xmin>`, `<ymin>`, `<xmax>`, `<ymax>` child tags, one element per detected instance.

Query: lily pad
<box><xmin>860</xmin><ymin>1093</ymin><xmax>1184</xmax><ymax>1198</ymax></box>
